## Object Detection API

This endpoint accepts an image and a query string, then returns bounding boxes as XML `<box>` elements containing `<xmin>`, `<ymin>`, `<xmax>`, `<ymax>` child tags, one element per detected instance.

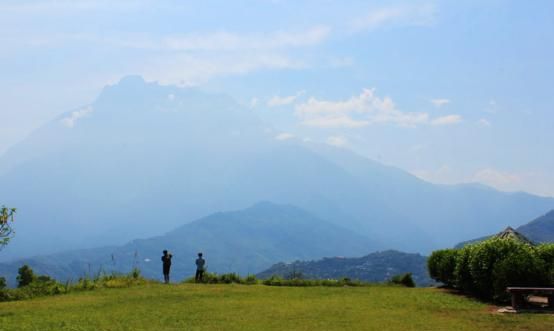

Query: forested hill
<box><xmin>257</xmin><ymin>250</ymin><xmax>432</xmax><ymax>286</ymax></box>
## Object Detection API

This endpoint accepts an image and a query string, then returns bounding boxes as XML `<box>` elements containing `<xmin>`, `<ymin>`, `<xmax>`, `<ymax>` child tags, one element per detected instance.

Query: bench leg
<box><xmin>548</xmin><ymin>295</ymin><xmax>554</xmax><ymax>309</ymax></box>
<box><xmin>511</xmin><ymin>293</ymin><xmax>525</xmax><ymax>309</ymax></box>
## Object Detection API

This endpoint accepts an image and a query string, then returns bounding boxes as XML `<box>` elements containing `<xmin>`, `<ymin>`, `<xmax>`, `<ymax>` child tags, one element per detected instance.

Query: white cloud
<box><xmin>60</xmin><ymin>106</ymin><xmax>93</xmax><ymax>128</ymax></box>
<box><xmin>249</xmin><ymin>97</ymin><xmax>259</xmax><ymax>108</ymax></box>
<box><xmin>431</xmin><ymin>115</ymin><xmax>462</xmax><ymax>126</ymax></box>
<box><xmin>477</xmin><ymin>118</ymin><xmax>491</xmax><ymax>127</ymax></box>
<box><xmin>472</xmin><ymin>168</ymin><xmax>522</xmax><ymax>189</ymax></box>
<box><xmin>141</xmin><ymin>53</ymin><xmax>304</xmax><ymax>86</ymax></box>
<box><xmin>267</xmin><ymin>90</ymin><xmax>305</xmax><ymax>107</ymax></box>
<box><xmin>302</xmin><ymin>115</ymin><xmax>369</xmax><ymax>128</ymax></box>
<box><xmin>430</xmin><ymin>98</ymin><xmax>450</xmax><ymax>108</ymax></box>
<box><xmin>352</xmin><ymin>4</ymin><xmax>436</xmax><ymax>31</ymax></box>
<box><xmin>160</xmin><ymin>26</ymin><xmax>330</xmax><ymax>52</ymax></box>
<box><xmin>0</xmin><ymin>0</ymin><xmax>146</xmax><ymax>13</ymax></box>
<box><xmin>326</xmin><ymin>136</ymin><xmax>348</xmax><ymax>147</ymax></box>
<box><xmin>295</xmin><ymin>89</ymin><xmax>461</xmax><ymax>128</ymax></box>
<box><xmin>275</xmin><ymin>132</ymin><xmax>295</xmax><ymax>141</ymax></box>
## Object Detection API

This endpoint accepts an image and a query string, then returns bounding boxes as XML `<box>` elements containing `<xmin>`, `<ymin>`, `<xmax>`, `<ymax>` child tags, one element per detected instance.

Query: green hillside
<box><xmin>257</xmin><ymin>250</ymin><xmax>432</xmax><ymax>286</ymax></box>
<box><xmin>1</xmin><ymin>284</ymin><xmax>552</xmax><ymax>331</ymax></box>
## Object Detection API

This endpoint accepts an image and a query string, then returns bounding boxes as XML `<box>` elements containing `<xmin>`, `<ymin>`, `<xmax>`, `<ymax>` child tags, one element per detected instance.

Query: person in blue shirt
<box><xmin>195</xmin><ymin>252</ymin><xmax>206</xmax><ymax>282</ymax></box>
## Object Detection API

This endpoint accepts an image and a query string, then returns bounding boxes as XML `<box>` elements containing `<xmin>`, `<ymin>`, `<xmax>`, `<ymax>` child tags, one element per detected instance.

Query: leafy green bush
<box><xmin>536</xmin><ymin>244</ymin><xmax>554</xmax><ymax>285</ymax></box>
<box><xmin>389</xmin><ymin>273</ymin><xmax>415</xmax><ymax>288</ymax></box>
<box><xmin>428</xmin><ymin>249</ymin><xmax>458</xmax><ymax>287</ymax></box>
<box><xmin>1</xmin><ymin>266</ymin><xmax>151</xmax><ymax>302</ymax></box>
<box><xmin>491</xmin><ymin>247</ymin><xmax>547</xmax><ymax>301</ymax></box>
<box><xmin>453</xmin><ymin>244</ymin><xmax>476</xmax><ymax>294</ymax></box>
<box><xmin>430</xmin><ymin>237</ymin><xmax>554</xmax><ymax>302</ymax></box>
<box><xmin>182</xmin><ymin>272</ymin><xmax>258</xmax><ymax>285</ymax></box>
<box><xmin>468</xmin><ymin>239</ymin><xmax>544</xmax><ymax>300</ymax></box>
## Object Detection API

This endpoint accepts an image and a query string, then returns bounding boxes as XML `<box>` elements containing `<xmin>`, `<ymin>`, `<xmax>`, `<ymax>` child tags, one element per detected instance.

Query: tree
<box><xmin>17</xmin><ymin>265</ymin><xmax>36</xmax><ymax>287</ymax></box>
<box><xmin>0</xmin><ymin>206</ymin><xmax>17</xmax><ymax>250</ymax></box>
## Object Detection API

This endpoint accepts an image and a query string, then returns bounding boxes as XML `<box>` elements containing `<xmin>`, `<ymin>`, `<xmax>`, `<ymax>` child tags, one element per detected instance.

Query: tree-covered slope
<box><xmin>257</xmin><ymin>250</ymin><xmax>432</xmax><ymax>286</ymax></box>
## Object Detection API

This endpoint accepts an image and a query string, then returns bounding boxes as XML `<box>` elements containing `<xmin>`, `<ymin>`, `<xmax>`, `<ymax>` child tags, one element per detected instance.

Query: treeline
<box><xmin>428</xmin><ymin>238</ymin><xmax>554</xmax><ymax>301</ymax></box>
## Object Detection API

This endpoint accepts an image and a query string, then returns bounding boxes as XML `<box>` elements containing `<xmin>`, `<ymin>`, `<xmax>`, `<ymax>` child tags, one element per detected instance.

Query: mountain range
<box><xmin>1</xmin><ymin>76</ymin><xmax>553</xmax><ymax>261</ymax></box>
<box><xmin>0</xmin><ymin>202</ymin><xmax>376</xmax><ymax>287</ymax></box>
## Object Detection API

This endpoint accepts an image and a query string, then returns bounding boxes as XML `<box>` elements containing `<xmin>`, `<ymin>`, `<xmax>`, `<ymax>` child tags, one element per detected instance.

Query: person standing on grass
<box><xmin>195</xmin><ymin>252</ymin><xmax>205</xmax><ymax>282</ymax></box>
<box><xmin>161</xmin><ymin>250</ymin><xmax>172</xmax><ymax>284</ymax></box>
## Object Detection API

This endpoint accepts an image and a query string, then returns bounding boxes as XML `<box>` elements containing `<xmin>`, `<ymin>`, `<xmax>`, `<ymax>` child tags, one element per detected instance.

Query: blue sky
<box><xmin>1</xmin><ymin>0</ymin><xmax>553</xmax><ymax>196</ymax></box>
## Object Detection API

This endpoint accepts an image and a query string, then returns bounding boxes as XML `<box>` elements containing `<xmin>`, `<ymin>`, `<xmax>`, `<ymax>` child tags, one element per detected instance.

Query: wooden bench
<box><xmin>506</xmin><ymin>287</ymin><xmax>554</xmax><ymax>309</ymax></box>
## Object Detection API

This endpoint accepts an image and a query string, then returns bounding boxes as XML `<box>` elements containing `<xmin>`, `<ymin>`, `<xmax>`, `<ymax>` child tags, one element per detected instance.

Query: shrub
<box><xmin>453</xmin><ymin>244</ymin><xmax>475</xmax><ymax>293</ymax></box>
<box><xmin>468</xmin><ymin>239</ymin><xmax>543</xmax><ymax>300</ymax></box>
<box><xmin>428</xmin><ymin>249</ymin><xmax>458</xmax><ymax>287</ymax></box>
<box><xmin>0</xmin><ymin>276</ymin><xmax>6</xmax><ymax>290</ymax></box>
<box><xmin>536</xmin><ymin>244</ymin><xmax>554</xmax><ymax>285</ymax></box>
<box><xmin>389</xmin><ymin>273</ymin><xmax>415</xmax><ymax>288</ymax></box>
<box><xmin>17</xmin><ymin>265</ymin><xmax>36</xmax><ymax>288</ymax></box>
<box><xmin>430</xmin><ymin>238</ymin><xmax>554</xmax><ymax>301</ymax></box>
<box><xmin>491</xmin><ymin>247</ymin><xmax>547</xmax><ymax>301</ymax></box>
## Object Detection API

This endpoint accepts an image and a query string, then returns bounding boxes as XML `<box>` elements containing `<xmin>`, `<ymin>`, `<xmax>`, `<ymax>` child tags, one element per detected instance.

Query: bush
<box><xmin>0</xmin><ymin>276</ymin><xmax>6</xmax><ymax>290</ymax></box>
<box><xmin>389</xmin><ymin>273</ymin><xmax>415</xmax><ymax>288</ymax></box>
<box><xmin>1</xmin><ymin>268</ymin><xmax>150</xmax><ymax>302</ymax></box>
<box><xmin>468</xmin><ymin>239</ymin><xmax>543</xmax><ymax>300</ymax></box>
<box><xmin>182</xmin><ymin>272</ymin><xmax>258</xmax><ymax>285</ymax></box>
<box><xmin>17</xmin><ymin>265</ymin><xmax>36</xmax><ymax>288</ymax></box>
<box><xmin>536</xmin><ymin>244</ymin><xmax>554</xmax><ymax>285</ymax></box>
<box><xmin>491</xmin><ymin>247</ymin><xmax>547</xmax><ymax>301</ymax></box>
<box><xmin>453</xmin><ymin>244</ymin><xmax>475</xmax><ymax>293</ymax></box>
<box><xmin>428</xmin><ymin>249</ymin><xmax>458</xmax><ymax>287</ymax></box>
<box><xmin>429</xmin><ymin>238</ymin><xmax>554</xmax><ymax>302</ymax></box>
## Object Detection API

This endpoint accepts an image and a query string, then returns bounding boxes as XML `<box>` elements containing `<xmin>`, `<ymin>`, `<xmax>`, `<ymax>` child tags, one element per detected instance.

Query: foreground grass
<box><xmin>1</xmin><ymin>284</ymin><xmax>553</xmax><ymax>331</ymax></box>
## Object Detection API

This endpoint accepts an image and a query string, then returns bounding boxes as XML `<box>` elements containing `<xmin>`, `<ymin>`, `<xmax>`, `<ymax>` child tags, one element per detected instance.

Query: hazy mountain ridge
<box><xmin>0</xmin><ymin>202</ymin><xmax>376</xmax><ymax>287</ymax></box>
<box><xmin>256</xmin><ymin>250</ymin><xmax>432</xmax><ymax>286</ymax></box>
<box><xmin>1</xmin><ymin>76</ymin><xmax>553</xmax><ymax>260</ymax></box>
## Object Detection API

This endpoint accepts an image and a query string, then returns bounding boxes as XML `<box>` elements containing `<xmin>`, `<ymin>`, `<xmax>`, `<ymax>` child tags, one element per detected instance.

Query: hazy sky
<box><xmin>1</xmin><ymin>0</ymin><xmax>553</xmax><ymax>197</ymax></box>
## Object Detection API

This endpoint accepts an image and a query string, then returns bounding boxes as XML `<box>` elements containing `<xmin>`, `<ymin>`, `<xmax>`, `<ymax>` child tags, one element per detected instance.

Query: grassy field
<box><xmin>1</xmin><ymin>284</ymin><xmax>553</xmax><ymax>331</ymax></box>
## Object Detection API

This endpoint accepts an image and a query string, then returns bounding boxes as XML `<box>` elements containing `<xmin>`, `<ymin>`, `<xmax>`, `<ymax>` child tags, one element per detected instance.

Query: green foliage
<box><xmin>452</xmin><ymin>244</ymin><xmax>473</xmax><ymax>293</ymax></box>
<box><xmin>389</xmin><ymin>273</ymin><xmax>416</xmax><ymax>288</ymax></box>
<box><xmin>536</xmin><ymin>244</ymin><xmax>554</xmax><ymax>284</ymax></box>
<box><xmin>0</xmin><ymin>276</ymin><xmax>6</xmax><ymax>290</ymax></box>
<box><xmin>17</xmin><ymin>265</ymin><xmax>36</xmax><ymax>288</ymax></box>
<box><xmin>262</xmin><ymin>275</ymin><xmax>367</xmax><ymax>287</ymax></box>
<box><xmin>431</xmin><ymin>237</ymin><xmax>554</xmax><ymax>302</ymax></box>
<box><xmin>182</xmin><ymin>272</ymin><xmax>259</xmax><ymax>285</ymax></box>
<box><xmin>0</xmin><ymin>206</ymin><xmax>16</xmax><ymax>249</ymax></box>
<box><xmin>1</xmin><ymin>266</ymin><xmax>151</xmax><ymax>302</ymax></box>
<box><xmin>428</xmin><ymin>249</ymin><xmax>458</xmax><ymax>287</ymax></box>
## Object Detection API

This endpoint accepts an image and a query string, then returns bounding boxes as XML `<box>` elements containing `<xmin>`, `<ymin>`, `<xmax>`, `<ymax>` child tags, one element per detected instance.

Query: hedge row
<box><xmin>428</xmin><ymin>239</ymin><xmax>554</xmax><ymax>301</ymax></box>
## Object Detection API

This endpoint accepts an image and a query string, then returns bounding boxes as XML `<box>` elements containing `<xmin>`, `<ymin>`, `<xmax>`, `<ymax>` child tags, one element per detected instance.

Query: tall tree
<box><xmin>0</xmin><ymin>206</ymin><xmax>16</xmax><ymax>250</ymax></box>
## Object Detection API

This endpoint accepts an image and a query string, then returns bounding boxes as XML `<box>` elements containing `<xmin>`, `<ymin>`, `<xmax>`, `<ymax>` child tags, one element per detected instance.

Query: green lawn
<box><xmin>1</xmin><ymin>284</ymin><xmax>553</xmax><ymax>331</ymax></box>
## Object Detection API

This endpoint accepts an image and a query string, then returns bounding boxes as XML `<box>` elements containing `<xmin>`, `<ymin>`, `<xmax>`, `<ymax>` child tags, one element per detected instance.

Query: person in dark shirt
<box><xmin>161</xmin><ymin>250</ymin><xmax>172</xmax><ymax>284</ymax></box>
<box><xmin>195</xmin><ymin>252</ymin><xmax>205</xmax><ymax>282</ymax></box>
